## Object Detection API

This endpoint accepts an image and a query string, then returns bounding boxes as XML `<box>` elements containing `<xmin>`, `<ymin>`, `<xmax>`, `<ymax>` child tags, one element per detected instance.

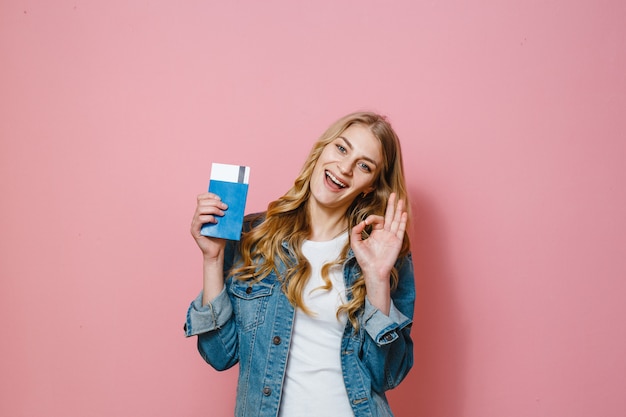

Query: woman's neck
<box><xmin>307</xmin><ymin>202</ymin><xmax>348</xmax><ymax>242</ymax></box>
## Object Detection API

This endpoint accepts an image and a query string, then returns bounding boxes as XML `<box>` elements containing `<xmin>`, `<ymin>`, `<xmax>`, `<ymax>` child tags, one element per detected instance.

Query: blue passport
<box><xmin>200</xmin><ymin>163</ymin><xmax>250</xmax><ymax>241</ymax></box>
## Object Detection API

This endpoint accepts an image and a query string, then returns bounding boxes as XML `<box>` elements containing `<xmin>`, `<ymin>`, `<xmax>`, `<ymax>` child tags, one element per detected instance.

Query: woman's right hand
<box><xmin>190</xmin><ymin>192</ymin><xmax>229</xmax><ymax>260</ymax></box>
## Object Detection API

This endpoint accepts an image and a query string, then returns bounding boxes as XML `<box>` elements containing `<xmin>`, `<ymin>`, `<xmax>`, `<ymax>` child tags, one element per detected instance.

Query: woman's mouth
<box><xmin>325</xmin><ymin>170</ymin><xmax>347</xmax><ymax>189</ymax></box>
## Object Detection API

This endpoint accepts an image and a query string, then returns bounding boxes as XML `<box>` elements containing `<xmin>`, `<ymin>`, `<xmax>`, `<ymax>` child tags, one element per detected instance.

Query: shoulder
<box><xmin>396</xmin><ymin>252</ymin><xmax>413</xmax><ymax>269</ymax></box>
<box><xmin>243</xmin><ymin>212</ymin><xmax>267</xmax><ymax>232</ymax></box>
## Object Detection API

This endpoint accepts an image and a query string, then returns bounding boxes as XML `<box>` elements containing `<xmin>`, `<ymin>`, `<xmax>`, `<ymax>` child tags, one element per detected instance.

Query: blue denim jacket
<box><xmin>185</xmin><ymin>219</ymin><xmax>415</xmax><ymax>417</ymax></box>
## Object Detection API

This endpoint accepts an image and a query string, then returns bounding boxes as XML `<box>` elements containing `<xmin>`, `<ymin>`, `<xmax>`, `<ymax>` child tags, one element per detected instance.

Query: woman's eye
<box><xmin>336</xmin><ymin>144</ymin><xmax>347</xmax><ymax>153</ymax></box>
<box><xmin>358</xmin><ymin>162</ymin><xmax>372</xmax><ymax>172</ymax></box>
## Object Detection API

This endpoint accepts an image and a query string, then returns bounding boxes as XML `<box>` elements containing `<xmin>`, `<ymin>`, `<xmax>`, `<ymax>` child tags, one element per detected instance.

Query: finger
<box><xmin>197</xmin><ymin>195</ymin><xmax>228</xmax><ymax>212</ymax></box>
<box><xmin>195</xmin><ymin>207</ymin><xmax>226</xmax><ymax>223</ymax></box>
<box><xmin>191</xmin><ymin>197</ymin><xmax>227</xmax><ymax>233</ymax></box>
<box><xmin>384</xmin><ymin>193</ymin><xmax>397</xmax><ymax>230</ymax></box>
<box><xmin>363</xmin><ymin>214</ymin><xmax>385</xmax><ymax>230</ymax></box>
<box><xmin>396</xmin><ymin>211</ymin><xmax>408</xmax><ymax>239</ymax></box>
<box><xmin>197</xmin><ymin>214</ymin><xmax>220</xmax><ymax>225</ymax></box>
<box><xmin>190</xmin><ymin>218</ymin><xmax>204</xmax><ymax>237</ymax></box>
<box><xmin>191</xmin><ymin>213</ymin><xmax>219</xmax><ymax>235</ymax></box>
<box><xmin>197</xmin><ymin>192</ymin><xmax>223</xmax><ymax>203</ymax></box>
<box><xmin>389</xmin><ymin>198</ymin><xmax>405</xmax><ymax>235</ymax></box>
<box><xmin>351</xmin><ymin>220</ymin><xmax>366</xmax><ymax>242</ymax></box>
<box><xmin>390</xmin><ymin>209</ymin><xmax>408</xmax><ymax>239</ymax></box>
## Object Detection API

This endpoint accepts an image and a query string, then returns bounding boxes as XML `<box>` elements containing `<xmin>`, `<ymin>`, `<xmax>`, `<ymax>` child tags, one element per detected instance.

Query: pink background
<box><xmin>2</xmin><ymin>1</ymin><xmax>625</xmax><ymax>416</ymax></box>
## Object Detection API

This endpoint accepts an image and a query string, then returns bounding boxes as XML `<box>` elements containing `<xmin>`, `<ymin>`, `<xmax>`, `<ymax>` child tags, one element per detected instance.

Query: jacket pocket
<box><xmin>229</xmin><ymin>279</ymin><xmax>274</xmax><ymax>331</ymax></box>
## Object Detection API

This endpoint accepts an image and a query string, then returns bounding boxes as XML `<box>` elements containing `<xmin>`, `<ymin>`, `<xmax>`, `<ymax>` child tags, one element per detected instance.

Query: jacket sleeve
<box><xmin>183</xmin><ymin>239</ymin><xmax>240</xmax><ymax>371</ymax></box>
<box><xmin>360</xmin><ymin>253</ymin><xmax>415</xmax><ymax>392</ymax></box>
<box><xmin>183</xmin><ymin>213</ymin><xmax>267</xmax><ymax>370</ymax></box>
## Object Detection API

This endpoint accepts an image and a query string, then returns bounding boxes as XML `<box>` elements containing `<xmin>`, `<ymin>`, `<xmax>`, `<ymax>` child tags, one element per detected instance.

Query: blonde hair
<box><xmin>232</xmin><ymin>111</ymin><xmax>411</xmax><ymax>329</ymax></box>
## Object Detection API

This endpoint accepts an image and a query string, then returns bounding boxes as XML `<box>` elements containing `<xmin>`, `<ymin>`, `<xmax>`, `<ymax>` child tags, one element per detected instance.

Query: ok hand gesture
<box><xmin>350</xmin><ymin>193</ymin><xmax>408</xmax><ymax>315</ymax></box>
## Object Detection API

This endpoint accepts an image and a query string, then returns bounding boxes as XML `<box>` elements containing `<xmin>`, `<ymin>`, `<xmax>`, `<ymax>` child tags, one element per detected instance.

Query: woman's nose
<box><xmin>337</xmin><ymin>160</ymin><xmax>353</xmax><ymax>175</ymax></box>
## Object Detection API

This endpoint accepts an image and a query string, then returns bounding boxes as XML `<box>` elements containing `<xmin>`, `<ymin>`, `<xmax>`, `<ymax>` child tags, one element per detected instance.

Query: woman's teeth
<box><xmin>326</xmin><ymin>171</ymin><xmax>347</xmax><ymax>188</ymax></box>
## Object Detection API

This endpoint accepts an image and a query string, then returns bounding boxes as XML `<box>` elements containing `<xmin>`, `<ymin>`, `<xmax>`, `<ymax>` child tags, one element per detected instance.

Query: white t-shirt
<box><xmin>278</xmin><ymin>232</ymin><xmax>354</xmax><ymax>417</ymax></box>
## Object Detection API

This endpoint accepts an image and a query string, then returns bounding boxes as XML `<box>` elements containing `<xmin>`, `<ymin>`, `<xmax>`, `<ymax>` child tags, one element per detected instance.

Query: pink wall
<box><xmin>1</xmin><ymin>1</ymin><xmax>625</xmax><ymax>416</ymax></box>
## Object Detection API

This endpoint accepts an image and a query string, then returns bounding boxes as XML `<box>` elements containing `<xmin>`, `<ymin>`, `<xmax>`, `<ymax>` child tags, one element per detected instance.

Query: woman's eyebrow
<box><xmin>337</xmin><ymin>136</ymin><xmax>379</xmax><ymax>167</ymax></box>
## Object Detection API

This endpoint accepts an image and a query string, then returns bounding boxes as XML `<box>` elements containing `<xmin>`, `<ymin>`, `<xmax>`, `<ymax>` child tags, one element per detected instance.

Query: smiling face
<box><xmin>308</xmin><ymin>123</ymin><xmax>383</xmax><ymax>215</ymax></box>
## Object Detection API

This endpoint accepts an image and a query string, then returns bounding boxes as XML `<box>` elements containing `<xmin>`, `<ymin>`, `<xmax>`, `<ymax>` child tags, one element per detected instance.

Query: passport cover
<box><xmin>200</xmin><ymin>163</ymin><xmax>250</xmax><ymax>241</ymax></box>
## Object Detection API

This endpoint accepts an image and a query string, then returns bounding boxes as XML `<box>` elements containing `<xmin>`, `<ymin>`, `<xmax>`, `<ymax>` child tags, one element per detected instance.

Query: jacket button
<box><xmin>245</xmin><ymin>287</ymin><xmax>252</xmax><ymax>294</ymax></box>
<box><xmin>272</xmin><ymin>336</ymin><xmax>281</xmax><ymax>345</ymax></box>
<box><xmin>263</xmin><ymin>387</ymin><xmax>272</xmax><ymax>396</ymax></box>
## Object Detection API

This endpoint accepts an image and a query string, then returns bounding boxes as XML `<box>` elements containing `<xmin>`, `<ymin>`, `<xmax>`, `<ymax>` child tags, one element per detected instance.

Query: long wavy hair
<box><xmin>231</xmin><ymin>111</ymin><xmax>411</xmax><ymax>329</ymax></box>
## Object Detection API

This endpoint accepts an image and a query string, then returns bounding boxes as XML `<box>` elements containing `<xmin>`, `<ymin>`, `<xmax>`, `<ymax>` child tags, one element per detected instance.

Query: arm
<box><xmin>350</xmin><ymin>193</ymin><xmax>415</xmax><ymax>391</ymax></box>
<box><xmin>184</xmin><ymin>193</ymin><xmax>240</xmax><ymax>370</ymax></box>
<box><xmin>190</xmin><ymin>192</ymin><xmax>229</xmax><ymax>303</ymax></box>
<box><xmin>360</xmin><ymin>254</ymin><xmax>415</xmax><ymax>391</ymax></box>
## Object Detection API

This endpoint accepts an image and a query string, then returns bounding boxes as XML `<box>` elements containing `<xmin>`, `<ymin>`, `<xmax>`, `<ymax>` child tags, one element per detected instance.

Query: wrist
<box><xmin>361</xmin><ymin>267</ymin><xmax>392</xmax><ymax>285</ymax></box>
<box><xmin>202</xmin><ymin>252</ymin><xmax>223</xmax><ymax>266</ymax></box>
<box><xmin>365</xmin><ymin>290</ymin><xmax>391</xmax><ymax>316</ymax></box>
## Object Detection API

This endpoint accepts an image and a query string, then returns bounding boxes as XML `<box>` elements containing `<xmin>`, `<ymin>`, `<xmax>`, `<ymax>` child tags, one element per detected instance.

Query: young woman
<box><xmin>185</xmin><ymin>112</ymin><xmax>415</xmax><ymax>417</ymax></box>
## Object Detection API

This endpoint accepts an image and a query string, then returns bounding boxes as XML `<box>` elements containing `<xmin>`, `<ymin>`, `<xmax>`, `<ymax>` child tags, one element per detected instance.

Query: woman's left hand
<box><xmin>350</xmin><ymin>193</ymin><xmax>407</xmax><ymax>315</ymax></box>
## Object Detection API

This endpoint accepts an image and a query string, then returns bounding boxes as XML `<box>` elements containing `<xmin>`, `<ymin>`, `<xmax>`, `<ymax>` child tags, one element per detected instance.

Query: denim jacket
<box><xmin>184</xmin><ymin>216</ymin><xmax>415</xmax><ymax>417</ymax></box>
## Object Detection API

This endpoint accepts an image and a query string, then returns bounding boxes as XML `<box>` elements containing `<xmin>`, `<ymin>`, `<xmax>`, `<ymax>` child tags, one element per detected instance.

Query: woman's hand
<box><xmin>190</xmin><ymin>192</ymin><xmax>228</xmax><ymax>260</ymax></box>
<box><xmin>350</xmin><ymin>193</ymin><xmax>407</xmax><ymax>315</ymax></box>
<box><xmin>191</xmin><ymin>192</ymin><xmax>230</xmax><ymax>304</ymax></box>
